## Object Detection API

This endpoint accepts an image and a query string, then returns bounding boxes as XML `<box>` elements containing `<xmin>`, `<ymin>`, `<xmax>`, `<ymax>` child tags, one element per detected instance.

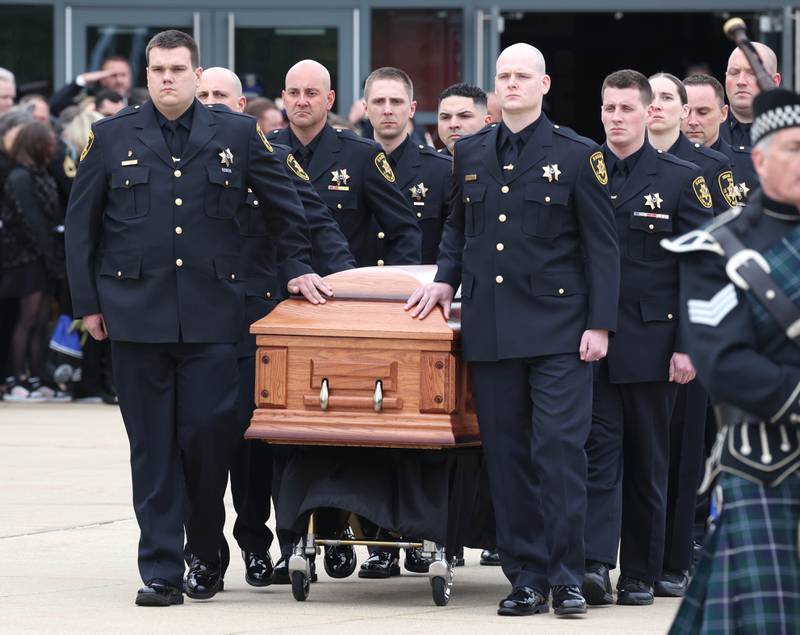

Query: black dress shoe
<box><xmin>454</xmin><ymin>546</ymin><xmax>465</xmax><ymax>567</ymax></box>
<box><xmin>404</xmin><ymin>547</ymin><xmax>430</xmax><ymax>573</ymax></box>
<box><xmin>135</xmin><ymin>579</ymin><xmax>183</xmax><ymax>606</ymax></box>
<box><xmin>582</xmin><ymin>560</ymin><xmax>614</xmax><ymax>605</ymax></box>
<box><xmin>324</xmin><ymin>544</ymin><xmax>357</xmax><ymax>578</ymax></box>
<box><xmin>185</xmin><ymin>556</ymin><xmax>223</xmax><ymax>600</ymax></box>
<box><xmin>552</xmin><ymin>585</ymin><xmax>587</xmax><ymax>616</ymax></box>
<box><xmin>480</xmin><ymin>548</ymin><xmax>501</xmax><ymax>566</ymax></box>
<box><xmin>243</xmin><ymin>551</ymin><xmax>274</xmax><ymax>587</ymax></box>
<box><xmin>654</xmin><ymin>570</ymin><xmax>689</xmax><ymax>597</ymax></box>
<box><xmin>358</xmin><ymin>551</ymin><xmax>400</xmax><ymax>579</ymax></box>
<box><xmin>616</xmin><ymin>575</ymin><xmax>654</xmax><ymax>606</ymax></box>
<box><xmin>271</xmin><ymin>556</ymin><xmax>317</xmax><ymax>584</ymax></box>
<box><xmin>497</xmin><ymin>586</ymin><xmax>549</xmax><ymax>616</ymax></box>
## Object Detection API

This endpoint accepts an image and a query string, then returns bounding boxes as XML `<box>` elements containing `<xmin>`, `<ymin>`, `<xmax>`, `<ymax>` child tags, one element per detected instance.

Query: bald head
<box><xmin>197</xmin><ymin>67</ymin><xmax>246</xmax><ymax>112</ymax></box>
<box><xmin>725</xmin><ymin>42</ymin><xmax>781</xmax><ymax>121</ymax></box>
<box><xmin>285</xmin><ymin>59</ymin><xmax>331</xmax><ymax>93</ymax></box>
<box><xmin>496</xmin><ymin>43</ymin><xmax>546</xmax><ymax>76</ymax></box>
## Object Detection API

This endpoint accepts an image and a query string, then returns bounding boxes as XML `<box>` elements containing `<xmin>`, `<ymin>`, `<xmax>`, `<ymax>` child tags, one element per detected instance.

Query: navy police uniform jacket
<box><xmin>268</xmin><ymin>124</ymin><xmax>421</xmax><ymax>266</ymax></box>
<box><xmin>368</xmin><ymin>135</ymin><xmax>453</xmax><ymax>265</ymax></box>
<box><xmin>664</xmin><ymin>189</ymin><xmax>800</xmax><ymax>483</ymax></box>
<box><xmin>601</xmin><ymin>141</ymin><xmax>712</xmax><ymax>383</ymax></box>
<box><xmin>713</xmin><ymin>137</ymin><xmax>758</xmax><ymax>204</ymax></box>
<box><xmin>435</xmin><ymin>117</ymin><xmax>620</xmax><ymax>362</ymax></box>
<box><xmin>669</xmin><ymin>133</ymin><xmax>735</xmax><ymax>215</ymax></box>
<box><xmin>65</xmin><ymin>100</ymin><xmax>313</xmax><ymax>344</ymax></box>
<box><xmin>718</xmin><ymin>110</ymin><xmax>751</xmax><ymax>150</ymax></box>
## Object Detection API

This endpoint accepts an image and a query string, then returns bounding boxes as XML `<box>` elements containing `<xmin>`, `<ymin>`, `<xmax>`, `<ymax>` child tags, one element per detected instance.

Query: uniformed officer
<box><xmin>364</xmin><ymin>68</ymin><xmax>451</xmax><ymax>266</ymax></box>
<box><xmin>665</xmin><ymin>87</ymin><xmax>800</xmax><ymax>635</ymax></box>
<box><xmin>65</xmin><ymin>30</ymin><xmax>325</xmax><ymax>606</ymax></box>
<box><xmin>646</xmin><ymin>71</ymin><xmax>731</xmax><ymax>598</ymax></box>
<box><xmin>407</xmin><ymin>43</ymin><xmax>620</xmax><ymax>617</ymax></box>
<box><xmin>268</xmin><ymin>59</ymin><xmax>421</xmax><ymax>267</ymax></box>
<box><xmin>720</xmin><ymin>42</ymin><xmax>780</xmax><ymax>148</ymax></box>
<box><xmin>194</xmin><ymin>67</ymin><xmax>354</xmax><ymax>588</ymax></box>
<box><xmin>648</xmin><ymin>73</ymin><xmax>734</xmax><ymax>215</ymax></box>
<box><xmin>582</xmin><ymin>70</ymin><xmax>712</xmax><ymax>608</ymax></box>
<box><xmin>437</xmin><ymin>82</ymin><xmax>492</xmax><ymax>156</ymax></box>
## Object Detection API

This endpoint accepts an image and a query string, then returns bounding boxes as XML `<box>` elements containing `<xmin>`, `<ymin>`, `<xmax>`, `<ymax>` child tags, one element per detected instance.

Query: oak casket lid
<box><xmin>250</xmin><ymin>265</ymin><xmax>460</xmax><ymax>341</ymax></box>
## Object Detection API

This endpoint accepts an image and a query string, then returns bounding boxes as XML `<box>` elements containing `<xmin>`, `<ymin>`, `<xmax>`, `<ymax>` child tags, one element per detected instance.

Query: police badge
<box><xmin>375</xmin><ymin>152</ymin><xmax>396</xmax><ymax>183</ymax></box>
<box><xmin>589</xmin><ymin>151</ymin><xmax>608</xmax><ymax>186</ymax></box>
<box><xmin>692</xmin><ymin>176</ymin><xmax>714</xmax><ymax>209</ymax></box>
<box><xmin>718</xmin><ymin>170</ymin><xmax>739</xmax><ymax>208</ymax></box>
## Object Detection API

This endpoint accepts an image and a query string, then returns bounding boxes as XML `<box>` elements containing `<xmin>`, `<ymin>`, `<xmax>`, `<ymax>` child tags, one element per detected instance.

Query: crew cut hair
<box><xmin>683</xmin><ymin>74</ymin><xmax>726</xmax><ymax>108</ymax></box>
<box><xmin>602</xmin><ymin>69</ymin><xmax>653</xmax><ymax>106</ymax></box>
<box><xmin>146</xmin><ymin>30</ymin><xmax>199</xmax><ymax>69</ymax></box>
<box><xmin>438</xmin><ymin>82</ymin><xmax>487</xmax><ymax>109</ymax></box>
<box><xmin>363</xmin><ymin>67</ymin><xmax>413</xmax><ymax>100</ymax></box>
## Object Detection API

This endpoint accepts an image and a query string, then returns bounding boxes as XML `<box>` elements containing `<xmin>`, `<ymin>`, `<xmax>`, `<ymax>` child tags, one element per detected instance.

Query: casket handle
<box><xmin>320</xmin><ymin>378</ymin><xmax>330</xmax><ymax>411</ymax></box>
<box><xmin>373</xmin><ymin>380</ymin><xmax>383</xmax><ymax>413</ymax></box>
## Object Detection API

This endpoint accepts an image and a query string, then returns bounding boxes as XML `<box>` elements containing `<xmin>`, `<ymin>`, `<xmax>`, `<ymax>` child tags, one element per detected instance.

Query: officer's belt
<box><xmin>713</xmin><ymin>224</ymin><xmax>800</xmax><ymax>343</ymax></box>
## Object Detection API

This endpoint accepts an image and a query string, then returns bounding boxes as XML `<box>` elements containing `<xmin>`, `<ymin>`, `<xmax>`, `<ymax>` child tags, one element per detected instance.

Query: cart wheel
<box><xmin>291</xmin><ymin>571</ymin><xmax>310</xmax><ymax>601</ymax></box>
<box><xmin>431</xmin><ymin>576</ymin><xmax>450</xmax><ymax>606</ymax></box>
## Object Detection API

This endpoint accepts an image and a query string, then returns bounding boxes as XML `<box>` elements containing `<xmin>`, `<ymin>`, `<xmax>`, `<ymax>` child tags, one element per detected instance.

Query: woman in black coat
<box><xmin>0</xmin><ymin>121</ymin><xmax>66</xmax><ymax>401</ymax></box>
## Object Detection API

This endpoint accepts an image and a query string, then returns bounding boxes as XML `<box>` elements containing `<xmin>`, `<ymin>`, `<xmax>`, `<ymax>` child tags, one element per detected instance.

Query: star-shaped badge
<box><xmin>339</xmin><ymin>168</ymin><xmax>350</xmax><ymax>185</ymax></box>
<box><xmin>410</xmin><ymin>182</ymin><xmax>429</xmax><ymax>201</ymax></box>
<box><xmin>542</xmin><ymin>164</ymin><xmax>561</xmax><ymax>182</ymax></box>
<box><xmin>218</xmin><ymin>148</ymin><xmax>234</xmax><ymax>167</ymax></box>
<box><xmin>644</xmin><ymin>193</ymin><xmax>663</xmax><ymax>210</ymax></box>
<box><xmin>737</xmin><ymin>182</ymin><xmax>750</xmax><ymax>198</ymax></box>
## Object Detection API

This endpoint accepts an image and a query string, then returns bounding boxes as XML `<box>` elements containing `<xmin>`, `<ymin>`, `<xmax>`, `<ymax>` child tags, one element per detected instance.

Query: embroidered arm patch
<box><xmin>687</xmin><ymin>283</ymin><xmax>738</xmax><ymax>327</ymax></box>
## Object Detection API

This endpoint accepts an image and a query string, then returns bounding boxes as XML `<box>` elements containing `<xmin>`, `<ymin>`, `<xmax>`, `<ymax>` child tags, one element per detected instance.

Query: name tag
<box><xmin>120</xmin><ymin>159</ymin><xmax>138</xmax><ymax>166</ymax></box>
<box><xmin>328</xmin><ymin>185</ymin><xmax>350</xmax><ymax>192</ymax></box>
<box><xmin>633</xmin><ymin>211</ymin><xmax>670</xmax><ymax>220</ymax></box>
<box><xmin>465</xmin><ymin>174</ymin><xmax>478</xmax><ymax>182</ymax></box>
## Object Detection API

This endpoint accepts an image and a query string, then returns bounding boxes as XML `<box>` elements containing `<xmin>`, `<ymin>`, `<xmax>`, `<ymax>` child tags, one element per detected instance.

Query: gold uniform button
<box><xmin>648</xmin><ymin>223</ymin><xmax>655</xmax><ymax>231</ymax></box>
<box><xmin>499</xmin><ymin>214</ymin><xmax>507</xmax><ymax>222</ymax></box>
<box><xmin>417</xmin><ymin>212</ymin><xmax>422</xmax><ymax>218</ymax></box>
<box><xmin>766</xmin><ymin>289</ymin><xmax>776</xmax><ymax>300</ymax></box>
<box><xmin>116</xmin><ymin>270</ymin><xmax>122</xmax><ymax>278</ymax></box>
<box><xmin>496</xmin><ymin>243</ymin><xmax>504</xmax><ymax>251</ymax></box>
<box><xmin>174</xmin><ymin>169</ymin><xmax>182</xmax><ymax>178</ymax></box>
<box><xmin>545</xmin><ymin>196</ymin><xmax>551</xmax><ymax>203</ymax></box>
<box><xmin>337</xmin><ymin>203</ymin><xmax>342</xmax><ymax>210</ymax></box>
<box><xmin>501</xmin><ymin>185</ymin><xmax>509</xmax><ymax>194</ymax></box>
<box><xmin>266</xmin><ymin>292</ymin><xmax>272</xmax><ymax>299</ymax></box>
<box><xmin>495</xmin><ymin>275</ymin><xmax>504</xmax><ymax>284</ymax></box>
<box><xmin>667</xmin><ymin>313</ymin><xmax>674</xmax><ymax>320</ymax></box>
<box><xmin>377</xmin><ymin>231</ymin><xmax>385</xmax><ymax>239</ymax></box>
<box><xmin>176</xmin><ymin>258</ymin><xmax>183</xmax><ymax>267</ymax></box>
<box><xmin>175</xmin><ymin>198</ymin><xmax>183</xmax><ymax>206</ymax></box>
<box><xmin>253</xmin><ymin>200</ymin><xmax>259</xmax><ymax>207</ymax></box>
<box><xmin>230</xmin><ymin>274</ymin><xmax>236</xmax><ymax>280</ymax></box>
<box><xmin>175</xmin><ymin>226</ymin><xmax>183</xmax><ymax>235</ymax></box>
<box><xmin>558</xmin><ymin>288</ymin><xmax>565</xmax><ymax>295</ymax></box>
<box><xmin>377</xmin><ymin>259</ymin><xmax>385</xmax><ymax>266</ymax></box>
<box><xmin>224</xmin><ymin>180</ymin><xmax>229</xmax><ymax>187</ymax></box>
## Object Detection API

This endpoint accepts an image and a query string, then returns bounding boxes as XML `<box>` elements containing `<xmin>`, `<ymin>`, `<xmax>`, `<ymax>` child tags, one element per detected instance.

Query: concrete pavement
<box><xmin>0</xmin><ymin>402</ymin><xmax>680</xmax><ymax>634</ymax></box>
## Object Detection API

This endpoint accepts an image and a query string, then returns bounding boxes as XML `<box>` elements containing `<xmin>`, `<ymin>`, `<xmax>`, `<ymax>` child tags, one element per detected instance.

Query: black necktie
<box><xmin>296</xmin><ymin>145</ymin><xmax>312</xmax><ymax>168</ymax></box>
<box><xmin>164</xmin><ymin>121</ymin><xmax>182</xmax><ymax>158</ymax></box>
<box><xmin>610</xmin><ymin>160</ymin><xmax>628</xmax><ymax>196</ymax></box>
<box><xmin>502</xmin><ymin>134</ymin><xmax>522</xmax><ymax>169</ymax></box>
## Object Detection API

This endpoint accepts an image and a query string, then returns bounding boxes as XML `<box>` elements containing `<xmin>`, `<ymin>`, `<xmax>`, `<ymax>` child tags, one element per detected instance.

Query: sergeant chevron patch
<box><xmin>687</xmin><ymin>283</ymin><xmax>738</xmax><ymax>326</ymax></box>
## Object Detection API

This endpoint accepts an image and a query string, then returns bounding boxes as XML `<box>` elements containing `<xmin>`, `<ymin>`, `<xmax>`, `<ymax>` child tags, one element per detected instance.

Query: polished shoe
<box><xmin>404</xmin><ymin>547</ymin><xmax>430</xmax><ymax>573</ymax></box>
<box><xmin>185</xmin><ymin>556</ymin><xmax>223</xmax><ymax>600</ymax></box>
<box><xmin>480</xmin><ymin>548</ymin><xmax>501</xmax><ymax>566</ymax></box>
<box><xmin>582</xmin><ymin>560</ymin><xmax>614</xmax><ymax>605</ymax></box>
<box><xmin>552</xmin><ymin>585</ymin><xmax>587</xmax><ymax>616</ymax></box>
<box><xmin>243</xmin><ymin>551</ymin><xmax>274</xmax><ymax>587</ymax></box>
<box><xmin>324</xmin><ymin>544</ymin><xmax>357</xmax><ymax>578</ymax></box>
<box><xmin>616</xmin><ymin>575</ymin><xmax>654</xmax><ymax>606</ymax></box>
<box><xmin>358</xmin><ymin>551</ymin><xmax>400</xmax><ymax>579</ymax></box>
<box><xmin>271</xmin><ymin>556</ymin><xmax>317</xmax><ymax>584</ymax></box>
<box><xmin>135</xmin><ymin>579</ymin><xmax>183</xmax><ymax>606</ymax></box>
<box><xmin>654</xmin><ymin>570</ymin><xmax>689</xmax><ymax>597</ymax></box>
<box><xmin>454</xmin><ymin>546</ymin><xmax>465</xmax><ymax>567</ymax></box>
<box><xmin>497</xmin><ymin>586</ymin><xmax>549</xmax><ymax>616</ymax></box>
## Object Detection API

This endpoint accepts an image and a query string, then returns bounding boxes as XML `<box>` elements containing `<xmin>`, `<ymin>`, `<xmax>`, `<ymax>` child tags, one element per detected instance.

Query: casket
<box><xmin>245</xmin><ymin>265</ymin><xmax>479</xmax><ymax>448</ymax></box>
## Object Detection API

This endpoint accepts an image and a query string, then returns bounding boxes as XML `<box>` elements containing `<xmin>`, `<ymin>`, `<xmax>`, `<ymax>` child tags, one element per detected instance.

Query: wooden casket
<box><xmin>245</xmin><ymin>266</ymin><xmax>479</xmax><ymax>449</ymax></box>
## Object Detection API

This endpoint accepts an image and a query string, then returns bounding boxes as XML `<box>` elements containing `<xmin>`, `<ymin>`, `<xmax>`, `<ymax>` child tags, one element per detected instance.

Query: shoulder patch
<box><xmin>687</xmin><ymin>283</ymin><xmax>738</xmax><ymax>327</ymax></box>
<box><xmin>62</xmin><ymin>154</ymin><xmax>77</xmax><ymax>178</ymax></box>
<box><xmin>692</xmin><ymin>176</ymin><xmax>713</xmax><ymax>209</ymax></box>
<box><xmin>375</xmin><ymin>152</ymin><xmax>395</xmax><ymax>183</ymax></box>
<box><xmin>718</xmin><ymin>170</ymin><xmax>739</xmax><ymax>208</ymax></box>
<box><xmin>286</xmin><ymin>153</ymin><xmax>309</xmax><ymax>181</ymax></box>
<box><xmin>79</xmin><ymin>130</ymin><xmax>94</xmax><ymax>162</ymax></box>
<box><xmin>589</xmin><ymin>151</ymin><xmax>608</xmax><ymax>186</ymax></box>
<box><xmin>256</xmin><ymin>124</ymin><xmax>273</xmax><ymax>153</ymax></box>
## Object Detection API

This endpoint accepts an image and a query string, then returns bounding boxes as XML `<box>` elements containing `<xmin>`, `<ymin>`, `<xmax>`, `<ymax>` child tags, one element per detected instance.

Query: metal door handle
<box><xmin>320</xmin><ymin>378</ymin><xmax>329</xmax><ymax>411</ymax></box>
<box><xmin>373</xmin><ymin>380</ymin><xmax>383</xmax><ymax>412</ymax></box>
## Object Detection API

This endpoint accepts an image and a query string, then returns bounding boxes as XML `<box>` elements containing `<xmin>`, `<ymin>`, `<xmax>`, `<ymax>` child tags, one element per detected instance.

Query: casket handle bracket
<box><xmin>320</xmin><ymin>378</ymin><xmax>330</xmax><ymax>411</ymax></box>
<box><xmin>373</xmin><ymin>380</ymin><xmax>383</xmax><ymax>412</ymax></box>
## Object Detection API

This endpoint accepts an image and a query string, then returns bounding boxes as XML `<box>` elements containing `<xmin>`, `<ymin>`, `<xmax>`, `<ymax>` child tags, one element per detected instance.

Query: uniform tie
<box><xmin>610</xmin><ymin>160</ymin><xmax>629</xmax><ymax>196</ymax></box>
<box><xmin>502</xmin><ymin>133</ymin><xmax>523</xmax><ymax>168</ymax></box>
<box><xmin>164</xmin><ymin>120</ymin><xmax>182</xmax><ymax>158</ymax></box>
<box><xmin>296</xmin><ymin>145</ymin><xmax>312</xmax><ymax>169</ymax></box>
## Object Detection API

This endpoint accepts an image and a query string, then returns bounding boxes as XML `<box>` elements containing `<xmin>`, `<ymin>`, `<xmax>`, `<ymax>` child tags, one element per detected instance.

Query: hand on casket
<box><xmin>287</xmin><ymin>273</ymin><xmax>334</xmax><ymax>305</ymax></box>
<box><xmin>404</xmin><ymin>282</ymin><xmax>455</xmax><ymax>320</ymax></box>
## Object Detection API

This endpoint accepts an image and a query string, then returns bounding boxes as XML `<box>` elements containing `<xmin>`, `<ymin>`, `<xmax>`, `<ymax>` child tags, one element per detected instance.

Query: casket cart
<box><xmin>245</xmin><ymin>266</ymin><xmax>493</xmax><ymax>606</ymax></box>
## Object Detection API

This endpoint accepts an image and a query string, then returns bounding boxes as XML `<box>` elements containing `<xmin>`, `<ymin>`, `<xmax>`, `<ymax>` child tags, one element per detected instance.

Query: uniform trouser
<box><xmin>585</xmin><ymin>380</ymin><xmax>678</xmax><ymax>584</ymax></box>
<box><xmin>470</xmin><ymin>354</ymin><xmax>592</xmax><ymax>592</ymax></box>
<box><xmin>663</xmin><ymin>381</ymin><xmax>708</xmax><ymax>573</ymax></box>
<box><xmin>230</xmin><ymin>351</ymin><xmax>274</xmax><ymax>555</ymax></box>
<box><xmin>111</xmin><ymin>340</ymin><xmax>238</xmax><ymax>587</ymax></box>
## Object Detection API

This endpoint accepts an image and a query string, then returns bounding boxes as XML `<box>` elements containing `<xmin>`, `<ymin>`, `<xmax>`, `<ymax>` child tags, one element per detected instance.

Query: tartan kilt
<box><xmin>669</xmin><ymin>473</ymin><xmax>800</xmax><ymax>635</ymax></box>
